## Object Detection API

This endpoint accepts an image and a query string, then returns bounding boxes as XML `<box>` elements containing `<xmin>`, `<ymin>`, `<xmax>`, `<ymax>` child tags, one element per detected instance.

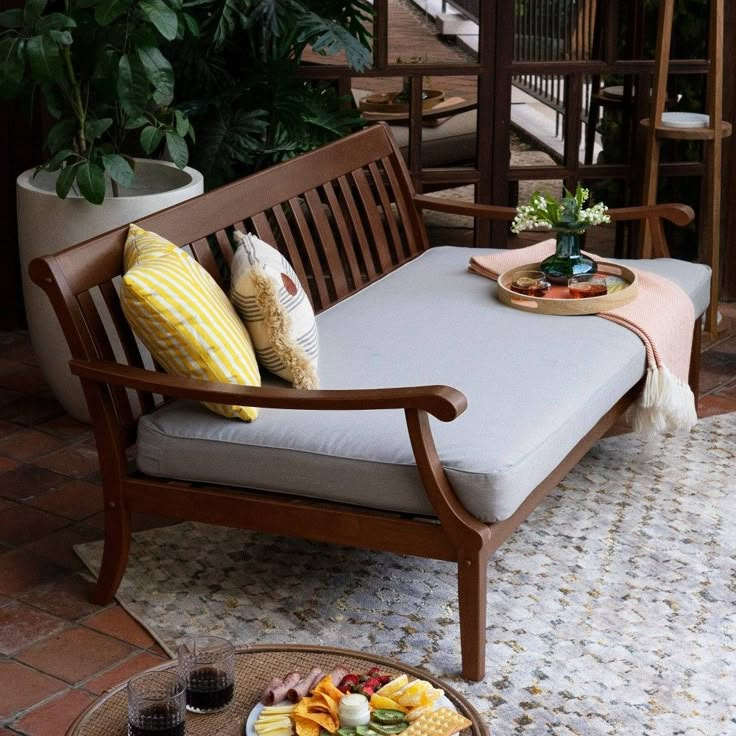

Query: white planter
<box><xmin>17</xmin><ymin>159</ymin><xmax>204</xmax><ymax>422</ymax></box>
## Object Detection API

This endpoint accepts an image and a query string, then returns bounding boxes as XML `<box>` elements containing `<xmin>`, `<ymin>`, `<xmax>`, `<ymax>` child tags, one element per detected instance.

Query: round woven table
<box><xmin>67</xmin><ymin>645</ymin><xmax>489</xmax><ymax>736</ymax></box>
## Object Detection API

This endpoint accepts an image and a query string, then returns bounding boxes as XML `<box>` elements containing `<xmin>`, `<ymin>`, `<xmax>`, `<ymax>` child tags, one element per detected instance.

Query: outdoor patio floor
<box><xmin>0</xmin><ymin>299</ymin><xmax>734</xmax><ymax>734</ymax></box>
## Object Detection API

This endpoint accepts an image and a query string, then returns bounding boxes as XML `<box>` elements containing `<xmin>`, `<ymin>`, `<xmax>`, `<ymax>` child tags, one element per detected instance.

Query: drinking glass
<box><xmin>509</xmin><ymin>270</ymin><xmax>550</xmax><ymax>297</ymax></box>
<box><xmin>568</xmin><ymin>273</ymin><xmax>608</xmax><ymax>298</ymax></box>
<box><xmin>177</xmin><ymin>636</ymin><xmax>235</xmax><ymax>713</ymax></box>
<box><xmin>127</xmin><ymin>670</ymin><xmax>186</xmax><ymax>736</ymax></box>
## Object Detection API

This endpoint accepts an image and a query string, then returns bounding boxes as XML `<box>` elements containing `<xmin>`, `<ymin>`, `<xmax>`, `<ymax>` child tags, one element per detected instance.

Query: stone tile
<box><xmin>0</xmin><ymin>365</ymin><xmax>47</xmax><ymax>393</ymax></box>
<box><xmin>82</xmin><ymin>606</ymin><xmax>155</xmax><ymax>648</ymax></box>
<box><xmin>0</xmin><ymin>661</ymin><xmax>66</xmax><ymax>719</ymax></box>
<box><xmin>19</xmin><ymin>575</ymin><xmax>103</xmax><ymax>621</ymax></box>
<box><xmin>697</xmin><ymin>394</ymin><xmax>736</xmax><ymax>418</ymax></box>
<box><xmin>28</xmin><ymin>480</ymin><xmax>103</xmax><ymax>521</ymax></box>
<box><xmin>0</xmin><ymin>549</ymin><xmax>64</xmax><ymax>596</ymax></box>
<box><xmin>0</xmin><ymin>456</ymin><xmax>20</xmax><ymax>474</ymax></box>
<box><xmin>0</xmin><ymin>465</ymin><xmax>70</xmax><ymax>502</ymax></box>
<box><xmin>0</xmin><ymin>420</ymin><xmax>19</xmax><ymax>438</ymax></box>
<box><xmin>22</xmin><ymin>524</ymin><xmax>102</xmax><ymax>571</ymax></box>
<box><xmin>0</xmin><ymin>505</ymin><xmax>69</xmax><ymax>547</ymax></box>
<box><xmin>699</xmin><ymin>349</ymin><xmax>736</xmax><ymax>394</ymax></box>
<box><xmin>83</xmin><ymin>651</ymin><xmax>168</xmax><ymax>695</ymax></box>
<box><xmin>0</xmin><ymin>393</ymin><xmax>65</xmax><ymax>426</ymax></box>
<box><xmin>34</xmin><ymin>441</ymin><xmax>100</xmax><ymax>479</ymax></box>
<box><xmin>16</xmin><ymin>626</ymin><xmax>134</xmax><ymax>684</ymax></box>
<box><xmin>0</xmin><ymin>429</ymin><xmax>66</xmax><ymax>461</ymax></box>
<box><xmin>12</xmin><ymin>688</ymin><xmax>95</xmax><ymax>736</ymax></box>
<box><xmin>0</xmin><ymin>602</ymin><xmax>67</xmax><ymax>655</ymax></box>
<box><xmin>36</xmin><ymin>416</ymin><xmax>93</xmax><ymax>442</ymax></box>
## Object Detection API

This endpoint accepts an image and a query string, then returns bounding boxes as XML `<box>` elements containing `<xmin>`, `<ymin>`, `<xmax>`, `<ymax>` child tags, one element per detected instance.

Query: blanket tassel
<box><xmin>626</xmin><ymin>366</ymin><xmax>698</xmax><ymax>438</ymax></box>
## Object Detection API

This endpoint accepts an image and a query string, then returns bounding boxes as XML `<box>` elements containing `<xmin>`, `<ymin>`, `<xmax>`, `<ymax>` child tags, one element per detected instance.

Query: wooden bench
<box><xmin>30</xmin><ymin>123</ymin><xmax>702</xmax><ymax>681</ymax></box>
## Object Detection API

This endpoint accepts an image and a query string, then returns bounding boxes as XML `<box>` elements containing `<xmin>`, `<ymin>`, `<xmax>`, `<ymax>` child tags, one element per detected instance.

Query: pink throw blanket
<box><xmin>469</xmin><ymin>240</ymin><xmax>698</xmax><ymax>436</ymax></box>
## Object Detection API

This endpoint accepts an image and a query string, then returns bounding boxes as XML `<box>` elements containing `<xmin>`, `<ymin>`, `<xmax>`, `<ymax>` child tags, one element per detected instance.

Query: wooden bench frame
<box><xmin>30</xmin><ymin>123</ymin><xmax>699</xmax><ymax>681</ymax></box>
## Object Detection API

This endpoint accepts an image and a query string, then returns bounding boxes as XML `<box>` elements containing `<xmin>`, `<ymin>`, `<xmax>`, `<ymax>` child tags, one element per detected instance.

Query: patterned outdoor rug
<box><xmin>76</xmin><ymin>414</ymin><xmax>736</xmax><ymax>735</ymax></box>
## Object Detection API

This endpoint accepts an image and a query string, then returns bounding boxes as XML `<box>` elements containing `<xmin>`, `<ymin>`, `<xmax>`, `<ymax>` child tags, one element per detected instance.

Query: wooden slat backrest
<box><xmin>29</xmin><ymin>124</ymin><xmax>430</xmax><ymax>441</ymax></box>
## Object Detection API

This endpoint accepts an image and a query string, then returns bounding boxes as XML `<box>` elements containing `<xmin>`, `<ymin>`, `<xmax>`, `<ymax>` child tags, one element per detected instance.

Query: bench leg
<box><xmin>91</xmin><ymin>504</ymin><xmax>131</xmax><ymax>605</ymax></box>
<box><xmin>689</xmin><ymin>316</ymin><xmax>702</xmax><ymax>399</ymax></box>
<box><xmin>458</xmin><ymin>549</ymin><xmax>490</xmax><ymax>681</ymax></box>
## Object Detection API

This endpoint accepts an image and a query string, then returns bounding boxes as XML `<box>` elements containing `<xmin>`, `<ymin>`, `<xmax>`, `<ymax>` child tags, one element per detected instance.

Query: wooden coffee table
<box><xmin>67</xmin><ymin>645</ymin><xmax>489</xmax><ymax>736</ymax></box>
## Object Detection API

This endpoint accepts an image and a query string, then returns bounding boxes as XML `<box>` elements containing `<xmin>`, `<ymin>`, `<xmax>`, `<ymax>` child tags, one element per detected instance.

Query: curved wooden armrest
<box><xmin>413</xmin><ymin>194</ymin><xmax>517</xmax><ymax>221</ymax></box>
<box><xmin>69</xmin><ymin>360</ymin><xmax>468</xmax><ymax>422</ymax></box>
<box><xmin>607</xmin><ymin>203</ymin><xmax>694</xmax><ymax>226</ymax></box>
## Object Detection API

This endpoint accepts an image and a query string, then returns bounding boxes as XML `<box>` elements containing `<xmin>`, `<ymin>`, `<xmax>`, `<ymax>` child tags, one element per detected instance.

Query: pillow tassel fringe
<box><xmin>251</xmin><ymin>267</ymin><xmax>319</xmax><ymax>390</ymax></box>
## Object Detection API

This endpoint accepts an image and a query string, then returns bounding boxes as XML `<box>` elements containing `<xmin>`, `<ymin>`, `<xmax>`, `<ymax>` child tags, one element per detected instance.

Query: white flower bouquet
<box><xmin>511</xmin><ymin>184</ymin><xmax>610</xmax><ymax>234</ymax></box>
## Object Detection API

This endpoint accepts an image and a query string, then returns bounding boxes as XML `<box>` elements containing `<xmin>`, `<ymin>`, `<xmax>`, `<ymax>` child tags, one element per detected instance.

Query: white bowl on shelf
<box><xmin>660</xmin><ymin>112</ymin><xmax>710</xmax><ymax>129</ymax></box>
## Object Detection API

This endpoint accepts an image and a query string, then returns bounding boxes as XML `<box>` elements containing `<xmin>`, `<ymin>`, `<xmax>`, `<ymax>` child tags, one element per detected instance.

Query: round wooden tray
<box><xmin>66</xmin><ymin>645</ymin><xmax>489</xmax><ymax>736</ymax></box>
<box><xmin>359</xmin><ymin>89</ymin><xmax>445</xmax><ymax>114</ymax></box>
<box><xmin>497</xmin><ymin>261</ymin><xmax>638</xmax><ymax>315</ymax></box>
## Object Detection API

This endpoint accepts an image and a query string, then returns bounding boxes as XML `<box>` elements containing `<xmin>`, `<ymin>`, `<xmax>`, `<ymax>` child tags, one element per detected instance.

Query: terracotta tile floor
<box><xmin>0</xmin><ymin>310</ymin><xmax>735</xmax><ymax>733</ymax></box>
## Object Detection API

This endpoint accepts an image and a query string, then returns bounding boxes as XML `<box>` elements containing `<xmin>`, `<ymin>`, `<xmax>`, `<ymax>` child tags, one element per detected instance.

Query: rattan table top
<box><xmin>67</xmin><ymin>645</ymin><xmax>488</xmax><ymax>736</ymax></box>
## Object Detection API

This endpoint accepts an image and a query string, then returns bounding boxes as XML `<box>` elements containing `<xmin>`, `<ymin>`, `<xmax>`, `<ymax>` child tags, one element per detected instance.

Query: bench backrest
<box><xmin>30</xmin><ymin>123</ymin><xmax>430</xmax><ymax>442</ymax></box>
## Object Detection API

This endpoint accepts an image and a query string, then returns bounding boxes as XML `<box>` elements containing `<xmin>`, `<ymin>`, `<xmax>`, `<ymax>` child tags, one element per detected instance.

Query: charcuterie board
<box><xmin>497</xmin><ymin>261</ymin><xmax>638</xmax><ymax>315</ymax></box>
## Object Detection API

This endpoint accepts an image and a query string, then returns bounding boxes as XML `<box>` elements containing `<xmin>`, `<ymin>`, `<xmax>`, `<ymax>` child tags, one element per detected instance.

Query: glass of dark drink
<box><xmin>509</xmin><ymin>270</ymin><xmax>550</xmax><ymax>297</ymax></box>
<box><xmin>177</xmin><ymin>636</ymin><xmax>235</xmax><ymax>713</ymax></box>
<box><xmin>568</xmin><ymin>273</ymin><xmax>608</xmax><ymax>299</ymax></box>
<box><xmin>127</xmin><ymin>670</ymin><xmax>186</xmax><ymax>736</ymax></box>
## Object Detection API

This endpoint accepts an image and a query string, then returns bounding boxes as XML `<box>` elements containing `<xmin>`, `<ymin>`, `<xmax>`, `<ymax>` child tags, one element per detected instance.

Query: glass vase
<box><xmin>540</xmin><ymin>230</ymin><xmax>597</xmax><ymax>284</ymax></box>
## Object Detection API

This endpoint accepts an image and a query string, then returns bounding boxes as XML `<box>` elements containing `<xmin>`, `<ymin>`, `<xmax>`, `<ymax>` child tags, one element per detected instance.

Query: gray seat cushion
<box><xmin>136</xmin><ymin>247</ymin><xmax>710</xmax><ymax>523</ymax></box>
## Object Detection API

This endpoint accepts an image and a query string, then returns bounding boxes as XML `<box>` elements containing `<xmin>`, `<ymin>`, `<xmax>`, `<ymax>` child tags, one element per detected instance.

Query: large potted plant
<box><xmin>1</xmin><ymin>0</ymin><xmax>203</xmax><ymax>419</ymax></box>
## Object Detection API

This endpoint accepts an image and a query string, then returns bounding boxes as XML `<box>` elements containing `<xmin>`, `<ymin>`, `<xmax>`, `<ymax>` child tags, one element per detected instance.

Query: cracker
<box><xmin>401</xmin><ymin>707</ymin><xmax>472</xmax><ymax>736</ymax></box>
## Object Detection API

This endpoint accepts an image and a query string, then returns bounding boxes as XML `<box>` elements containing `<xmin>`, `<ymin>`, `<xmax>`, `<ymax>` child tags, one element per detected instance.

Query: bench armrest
<box><xmin>412</xmin><ymin>195</ymin><xmax>695</xmax><ymax>258</ymax></box>
<box><xmin>69</xmin><ymin>359</ymin><xmax>468</xmax><ymax>422</ymax></box>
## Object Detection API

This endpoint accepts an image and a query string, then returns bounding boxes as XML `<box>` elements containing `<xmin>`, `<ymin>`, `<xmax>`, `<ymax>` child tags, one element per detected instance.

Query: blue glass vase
<box><xmin>540</xmin><ymin>230</ymin><xmax>597</xmax><ymax>285</ymax></box>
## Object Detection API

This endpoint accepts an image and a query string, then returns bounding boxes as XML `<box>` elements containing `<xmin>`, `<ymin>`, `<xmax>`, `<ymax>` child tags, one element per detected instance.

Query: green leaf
<box><xmin>27</xmin><ymin>34</ymin><xmax>62</xmax><ymax>82</ymax></box>
<box><xmin>102</xmin><ymin>154</ymin><xmax>135</xmax><ymax>186</ymax></box>
<box><xmin>139</xmin><ymin>0</ymin><xmax>178</xmax><ymax>40</ymax></box>
<box><xmin>117</xmin><ymin>53</ymin><xmax>148</xmax><ymax>116</ymax></box>
<box><xmin>40</xmin><ymin>82</ymin><xmax>64</xmax><ymax>117</ymax></box>
<box><xmin>165</xmin><ymin>131</ymin><xmax>188</xmax><ymax>168</ymax></box>
<box><xmin>0</xmin><ymin>9</ymin><xmax>24</xmax><ymax>28</ymax></box>
<box><xmin>174</xmin><ymin>109</ymin><xmax>188</xmax><ymax>137</ymax></box>
<box><xmin>48</xmin><ymin>30</ymin><xmax>73</xmax><ymax>46</ymax></box>
<box><xmin>55</xmin><ymin>163</ymin><xmax>80</xmax><ymax>199</ymax></box>
<box><xmin>140</xmin><ymin>125</ymin><xmax>163</xmax><ymax>154</ymax></box>
<box><xmin>76</xmin><ymin>161</ymin><xmax>106</xmax><ymax>204</ymax></box>
<box><xmin>45</xmin><ymin>148</ymin><xmax>75</xmax><ymax>172</ymax></box>
<box><xmin>180</xmin><ymin>12</ymin><xmax>198</xmax><ymax>37</ymax></box>
<box><xmin>94</xmin><ymin>0</ymin><xmax>133</xmax><ymax>26</ymax></box>
<box><xmin>298</xmin><ymin>11</ymin><xmax>372</xmax><ymax>72</ymax></box>
<box><xmin>85</xmin><ymin>117</ymin><xmax>113</xmax><ymax>141</ymax></box>
<box><xmin>24</xmin><ymin>0</ymin><xmax>48</xmax><ymax>27</ymax></box>
<box><xmin>124</xmin><ymin>114</ymin><xmax>148</xmax><ymax>130</ymax></box>
<box><xmin>46</xmin><ymin>120</ymin><xmax>77</xmax><ymax>153</ymax></box>
<box><xmin>0</xmin><ymin>38</ymin><xmax>25</xmax><ymax>99</ymax></box>
<box><xmin>38</xmin><ymin>13</ymin><xmax>76</xmax><ymax>31</ymax></box>
<box><xmin>135</xmin><ymin>45</ymin><xmax>173</xmax><ymax>106</ymax></box>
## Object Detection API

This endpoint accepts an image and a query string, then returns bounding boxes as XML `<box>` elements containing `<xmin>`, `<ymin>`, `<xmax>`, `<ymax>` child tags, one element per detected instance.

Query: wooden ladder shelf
<box><xmin>640</xmin><ymin>0</ymin><xmax>732</xmax><ymax>338</ymax></box>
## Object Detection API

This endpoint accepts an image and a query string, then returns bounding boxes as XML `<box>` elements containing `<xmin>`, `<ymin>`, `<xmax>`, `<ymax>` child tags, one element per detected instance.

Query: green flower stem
<box><xmin>63</xmin><ymin>47</ymin><xmax>86</xmax><ymax>154</ymax></box>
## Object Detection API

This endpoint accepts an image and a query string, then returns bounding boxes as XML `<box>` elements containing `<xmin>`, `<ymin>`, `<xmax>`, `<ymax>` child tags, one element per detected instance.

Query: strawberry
<box><xmin>368</xmin><ymin>667</ymin><xmax>382</xmax><ymax>677</ymax></box>
<box><xmin>338</xmin><ymin>674</ymin><xmax>360</xmax><ymax>693</ymax></box>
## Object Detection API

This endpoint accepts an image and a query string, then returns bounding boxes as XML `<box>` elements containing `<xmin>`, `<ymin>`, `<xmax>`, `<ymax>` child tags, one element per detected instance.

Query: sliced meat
<box><xmin>261</xmin><ymin>677</ymin><xmax>283</xmax><ymax>706</ymax></box>
<box><xmin>266</xmin><ymin>671</ymin><xmax>301</xmax><ymax>705</ymax></box>
<box><xmin>328</xmin><ymin>666</ymin><xmax>349</xmax><ymax>685</ymax></box>
<box><xmin>287</xmin><ymin>667</ymin><xmax>323</xmax><ymax>702</ymax></box>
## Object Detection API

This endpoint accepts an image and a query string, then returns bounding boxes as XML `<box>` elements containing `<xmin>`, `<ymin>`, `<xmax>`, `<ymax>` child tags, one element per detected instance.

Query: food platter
<box><xmin>358</xmin><ymin>90</ymin><xmax>445</xmax><ymax>114</ymax></box>
<box><xmin>497</xmin><ymin>261</ymin><xmax>638</xmax><ymax>316</ymax></box>
<box><xmin>248</xmin><ymin>667</ymin><xmax>469</xmax><ymax>736</ymax></box>
<box><xmin>244</xmin><ymin>696</ymin><xmax>456</xmax><ymax>736</ymax></box>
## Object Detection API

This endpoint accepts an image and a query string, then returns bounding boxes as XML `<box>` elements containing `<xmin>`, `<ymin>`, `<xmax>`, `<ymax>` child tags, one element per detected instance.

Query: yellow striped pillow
<box><xmin>121</xmin><ymin>225</ymin><xmax>261</xmax><ymax>421</ymax></box>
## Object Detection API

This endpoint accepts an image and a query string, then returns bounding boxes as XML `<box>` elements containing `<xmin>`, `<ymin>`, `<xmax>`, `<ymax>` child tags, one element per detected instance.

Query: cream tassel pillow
<box><xmin>230</xmin><ymin>231</ymin><xmax>319</xmax><ymax>389</ymax></box>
